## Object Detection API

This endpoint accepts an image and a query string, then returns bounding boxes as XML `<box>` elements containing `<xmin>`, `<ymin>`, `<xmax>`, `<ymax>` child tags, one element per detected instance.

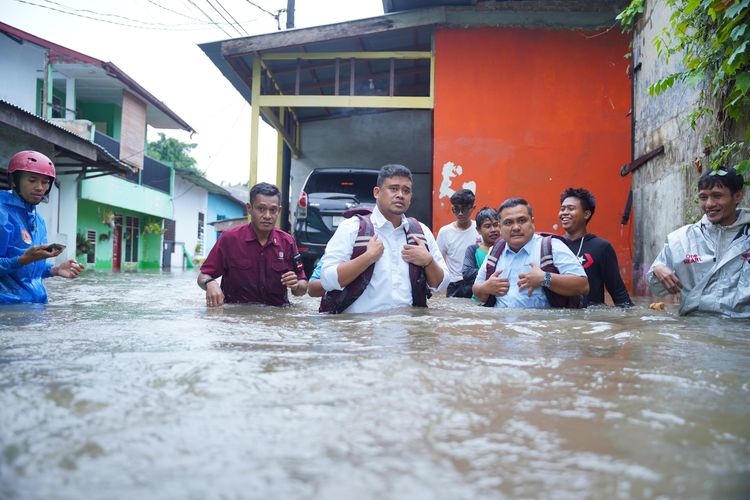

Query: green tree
<box><xmin>147</xmin><ymin>132</ymin><xmax>204</xmax><ymax>176</ymax></box>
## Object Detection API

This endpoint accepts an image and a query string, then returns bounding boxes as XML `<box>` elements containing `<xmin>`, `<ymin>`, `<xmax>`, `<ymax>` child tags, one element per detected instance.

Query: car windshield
<box><xmin>306</xmin><ymin>172</ymin><xmax>377</xmax><ymax>202</ymax></box>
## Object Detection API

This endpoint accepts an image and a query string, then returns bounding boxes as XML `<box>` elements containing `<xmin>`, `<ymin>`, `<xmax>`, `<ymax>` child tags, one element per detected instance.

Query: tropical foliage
<box><xmin>618</xmin><ymin>0</ymin><xmax>749</xmax><ymax>178</ymax></box>
<box><xmin>147</xmin><ymin>132</ymin><xmax>204</xmax><ymax>176</ymax></box>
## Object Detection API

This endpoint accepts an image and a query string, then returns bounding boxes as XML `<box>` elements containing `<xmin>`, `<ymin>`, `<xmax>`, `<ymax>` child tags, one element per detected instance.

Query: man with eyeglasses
<box><xmin>473</xmin><ymin>198</ymin><xmax>588</xmax><ymax>308</ymax></box>
<box><xmin>436</xmin><ymin>189</ymin><xmax>480</xmax><ymax>298</ymax></box>
<box><xmin>318</xmin><ymin>164</ymin><xmax>449</xmax><ymax>313</ymax></box>
<box><xmin>198</xmin><ymin>182</ymin><xmax>308</xmax><ymax>307</ymax></box>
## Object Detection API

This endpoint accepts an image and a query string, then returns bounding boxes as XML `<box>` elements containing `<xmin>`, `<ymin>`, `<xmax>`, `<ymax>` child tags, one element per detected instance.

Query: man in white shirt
<box><xmin>320</xmin><ymin>164</ymin><xmax>450</xmax><ymax>313</ymax></box>
<box><xmin>436</xmin><ymin>188</ymin><xmax>479</xmax><ymax>297</ymax></box>
<box><xmin>473</xmin><ymin>198</ymin><xmax>588</xmax><ymax>308</ymax></box>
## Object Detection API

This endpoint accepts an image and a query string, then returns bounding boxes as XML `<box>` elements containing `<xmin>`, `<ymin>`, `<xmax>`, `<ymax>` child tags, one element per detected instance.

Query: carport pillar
<box><xmin>249</xmin><ymin>55</ymin><xmax>261</xmax><ymax>188</ymax></box>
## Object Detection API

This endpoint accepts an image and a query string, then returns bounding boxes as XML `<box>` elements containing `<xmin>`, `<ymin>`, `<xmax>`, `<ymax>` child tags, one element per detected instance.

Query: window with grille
<box><xmin>124</xmin><ymin>216</ymin><xmax>140</xmax><ymax>263</ymax></box>
<box><xmin>86</xmin><ymin>230</ymin><xmax>96</xmax><ymax>264</ymax></box>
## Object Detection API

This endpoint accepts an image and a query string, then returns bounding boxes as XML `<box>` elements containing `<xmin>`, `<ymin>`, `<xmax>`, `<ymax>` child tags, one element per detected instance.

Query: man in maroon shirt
<box><xmin>197</xmin><ymin>182</ymin><xmax>307</xmax><ymax>307</ymax></box>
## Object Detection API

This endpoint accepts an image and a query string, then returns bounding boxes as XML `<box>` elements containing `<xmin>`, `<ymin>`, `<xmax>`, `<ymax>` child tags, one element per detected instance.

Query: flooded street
<box><xmin>1</xmin><ymin>271</ymin><xmax>749</xmax><ymax>499</ymax></box>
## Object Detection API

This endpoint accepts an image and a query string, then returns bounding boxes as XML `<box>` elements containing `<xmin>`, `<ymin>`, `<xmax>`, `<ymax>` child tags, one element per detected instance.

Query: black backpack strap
<box><xmin>482</xmin><ymin>240</ymin><xmax>506</xmax><ymax>307</ymax></box>
<box><xmin>405</xmin><ymin>217</ymin><xmax>431</xmax><ymax>307</ymax></box>
<box><xmin>537</xmin><ymin>233</ymin><xmax>584</xmax><ymax>308</ymax></box>
<box><xmin>319</xmin><ymin>214</ymin><xmax>376</xmax><ymax>314</ymax></box>
<box><xmin>538</xmin><ymin>234</ymin><xmax>559</xmax><ymax>273</ymax></box>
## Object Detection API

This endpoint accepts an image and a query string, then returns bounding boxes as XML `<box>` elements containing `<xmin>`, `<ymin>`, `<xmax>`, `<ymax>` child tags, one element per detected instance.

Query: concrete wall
<box><xmin>80</xmin><ymin>175</ymin><xmax>173</xmax><ymax>220</ymax></box>
<box><xmin>171</xmin><ymin>175</ymin><xmax>208</xmax><ymax>266</ymax></box>
<box><xmin>206</xmin><ymin>193</ymin><xmax>245</xmax><ymax>253</ymax></box>
<box><xmin>0</xmin><ymin>35</ymin><xmax>45</xmax><ymax>113</ymax></box>
<box><xmin>433</xmin><ymin>27</ymin><xmax>632</xmax><ymax>283</ymax></box>
<box><xmin>629</xmin><ymin>1</ymin><xmax>715</xmax><ymax>294</ymax></box>
<box><xmin>35</xmin><ymin>172</ymin><xmax>78</xmax><ymax>266</ymax></box>
<box><xmin>290</xmin><ymin>110</ymin><xmax>433</xmax><ymax>228</ymax></box>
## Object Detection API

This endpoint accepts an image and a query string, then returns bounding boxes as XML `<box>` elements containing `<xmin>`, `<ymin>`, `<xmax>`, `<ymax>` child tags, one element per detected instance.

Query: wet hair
<box><xmin>450</xmin><ymin>189</ymin><xmax>475</xmax><ymax>207</ymax></box>
<box><xmin>498</xmin><ymin>197</ymin><xmax>533</xmax><ymax>218</ymax></box>
<box><xmin>249</xmin><ymin>182</ymin><xmax>281</xmax><ymax>205</ymax></box>
<box><xmin>560</xmin><ymin>187</ymin><xmax>597</xmax><ymax>221</ymax></box>
<box><xmin>698</xmin><ymin>167</ymin><xmax>745</xmax><ymax>194</ymax></box>
<box><xmin>377</xmin><ymin>164</ymin><xmax>412</xmax><ymax>187</ymax></box>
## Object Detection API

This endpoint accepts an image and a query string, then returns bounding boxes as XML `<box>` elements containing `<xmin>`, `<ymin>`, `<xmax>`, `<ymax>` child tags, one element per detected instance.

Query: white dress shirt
<box><xmin>320</xmin><ymin>205</ymin><xmax>450</xmax><ymax>313</ymax></box>
<box><xmin>474</xmin><ymin>233</ymin><xmax>586</xmax><ymax>308</ymax></box>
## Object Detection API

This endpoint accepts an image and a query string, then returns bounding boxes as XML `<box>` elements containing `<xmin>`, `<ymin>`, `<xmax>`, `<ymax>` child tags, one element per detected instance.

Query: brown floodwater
<box><xmin>0</xmin><ymin>270</ymin><xmax>748</xmax><ymax>499</ymax></box>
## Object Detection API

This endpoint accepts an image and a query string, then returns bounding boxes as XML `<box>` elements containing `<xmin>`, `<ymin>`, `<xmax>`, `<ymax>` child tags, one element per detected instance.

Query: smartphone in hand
<box><xmin>46</xmin><ymin>243</ymin><xmax>66</xmax><ymax>252</ymax></box>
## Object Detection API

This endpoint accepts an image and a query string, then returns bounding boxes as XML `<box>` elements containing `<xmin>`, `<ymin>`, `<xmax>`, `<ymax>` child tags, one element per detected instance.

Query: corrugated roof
<box><xmin>0</xmin><ymin>99</ymin><xmax>134</xmax><ymax>177</ymax></box>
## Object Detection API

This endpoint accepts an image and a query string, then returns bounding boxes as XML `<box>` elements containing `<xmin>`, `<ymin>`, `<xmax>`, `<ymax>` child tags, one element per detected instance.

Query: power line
<box><xmin>38</xmin><ymin>0</ymin><xmax>205</xmax><ymax>28</ymax></box>
<box><xmin>243</xmin><ymin>0</ymin><xmax>285</xmax><ymax>30</ymax></box>
<box><xmin>145</xmin><ymin>0</ymin><xmax>208</xmax><ymax>23</ymax></box>
<box><xmin>204</xmin><ymin>0</ymin><xmax>245</xmax><ymax>37</ymax></box>
<box><xmin>214</xmin><ymin>0</ymin><xmax>251</xmax><ymax>36</ymax></box>
<box><xmin>12</xmin><ymin>0</ymin><xmax>253</xmax><ymax>31</ymax></box>
<box><xmin>184</xmin><ymin>0</ymin><xmax>233</xmax><ymax>37</ymax></box>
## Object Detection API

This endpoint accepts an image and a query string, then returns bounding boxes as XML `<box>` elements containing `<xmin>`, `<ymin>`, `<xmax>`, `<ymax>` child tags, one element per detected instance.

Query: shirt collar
<box><xmin>503</xmin><ymin>233</ymin><xmax>538</xmax><ymax>256</ymax></box>
<box><xmin>371</xmin><ymin>204</ymin><xmax>407</xmax><ymax>230</ymax></box>
<box><xmin>244</xmin><ymin>224</ymin><xmax>279</xmax><ymax>247</ymax></box>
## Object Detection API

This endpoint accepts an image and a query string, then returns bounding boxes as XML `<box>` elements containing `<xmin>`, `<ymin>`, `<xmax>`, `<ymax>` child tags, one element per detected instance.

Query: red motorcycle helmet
<box><xmin>8</xmin><ymin>150</ymin><xmax>56</xmax><ymax>195</ymax></box>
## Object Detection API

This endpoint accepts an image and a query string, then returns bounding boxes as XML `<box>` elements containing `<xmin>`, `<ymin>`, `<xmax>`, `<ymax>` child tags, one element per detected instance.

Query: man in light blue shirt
<box><xmin>473</xmin><ymin>198</ymin><xmax>588</xmax><ymax>308</ymax></box>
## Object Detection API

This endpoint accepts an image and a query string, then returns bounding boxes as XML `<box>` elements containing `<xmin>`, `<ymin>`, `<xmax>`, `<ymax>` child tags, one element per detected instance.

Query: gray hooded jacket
<box><xmin>648</xmin><ymin>208</ymin><xmax>750</xmax><ymax>318</ymax></box>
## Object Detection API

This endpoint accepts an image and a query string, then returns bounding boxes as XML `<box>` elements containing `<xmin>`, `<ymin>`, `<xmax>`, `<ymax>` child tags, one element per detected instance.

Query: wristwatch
<box><xmin>542</xmin><ymin>271</ymin><xmax>552</xmax><ymax>288</ymax></box>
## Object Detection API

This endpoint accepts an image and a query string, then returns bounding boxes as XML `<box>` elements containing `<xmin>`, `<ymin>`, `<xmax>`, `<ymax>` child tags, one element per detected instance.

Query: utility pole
<box><xmin>286</xmin><ymin>0</ymin><xmax>295</xmax><ymax>29</ymax></box>
<box><xmin>277</xmin><ymin>0</ymin><xmax>295</xmax><ymax>231</ymax></box>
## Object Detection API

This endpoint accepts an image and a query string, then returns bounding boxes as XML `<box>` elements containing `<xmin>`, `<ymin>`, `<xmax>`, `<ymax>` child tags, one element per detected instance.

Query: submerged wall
<box><xmin>433</xmin><ymin>27</ymin><xmax>632</xmax><ymax>284</ymax></box>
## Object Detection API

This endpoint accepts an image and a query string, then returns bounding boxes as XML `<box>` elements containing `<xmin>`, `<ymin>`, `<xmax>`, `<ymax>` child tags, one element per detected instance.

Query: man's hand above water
<box><xmin>652</xmin><ymin>264</ymin><xmax>683</xmax><ymax>294</ymax></box>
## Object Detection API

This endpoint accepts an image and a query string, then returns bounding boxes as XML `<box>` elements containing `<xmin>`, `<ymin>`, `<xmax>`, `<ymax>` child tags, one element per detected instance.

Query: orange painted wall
<box><xmin>433</xmin><ymin>27</ymin><xmax>633</xmax><ymax>286</ymax></box>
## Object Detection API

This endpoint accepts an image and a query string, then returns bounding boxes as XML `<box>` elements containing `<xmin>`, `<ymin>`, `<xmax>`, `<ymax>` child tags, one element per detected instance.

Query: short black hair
<box><xmin>560</xmin><ymin>187</ymin><xmax>597</xmax><ymax>221</ymax></box>
<box><xmin>475</xmin><ymin>206</ymin><xmax>498</xmax><ymax>227</ymax></box>
<box><xmin>698</xmin><ymin>167</ymin><xmax>745</xmax><ymax>194</ymax></box>
<box><xmin>377</xmin><ymin>164</ymin><xmax>412</xmax><ymax>187</ymax></box>
<box><xmin>498</xmin><ymin>197</ymin><xmax>533</xmax><ymax>218</ymax></box>
<box><xmin>450</xmin><ymin>188</ymin><xmax>475</xmax><ymax>207</ymax></box>
<box><xmin>249</xmin><ymin>182</ymin><xmax>281</xmax><ymax>205</ymax></box>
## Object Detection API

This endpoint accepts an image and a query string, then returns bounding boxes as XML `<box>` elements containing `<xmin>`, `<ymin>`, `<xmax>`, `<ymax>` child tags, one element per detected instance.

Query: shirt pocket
<box><xmin>270</xmin><ymin>259</ymin><xmax>291</xmax><ymax>276</ymax></box>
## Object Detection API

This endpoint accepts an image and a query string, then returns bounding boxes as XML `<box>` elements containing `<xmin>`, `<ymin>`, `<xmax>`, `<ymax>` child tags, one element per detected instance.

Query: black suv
<box><xmin>293</xmin><ymin>168</ymin><xmax>379</xmax><ymax>276</ymax></box>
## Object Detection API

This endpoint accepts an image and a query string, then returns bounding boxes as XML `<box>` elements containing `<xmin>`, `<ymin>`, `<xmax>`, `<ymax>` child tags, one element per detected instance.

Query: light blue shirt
<box><xmin>474</xmin><ymin>233</ymin><xmax>586</xmax><ymax>308</ymax></box>
<box><xmin>310</xmin><ymin>260</ymin><xmax>322</xmax><ymax>281</ymax></box>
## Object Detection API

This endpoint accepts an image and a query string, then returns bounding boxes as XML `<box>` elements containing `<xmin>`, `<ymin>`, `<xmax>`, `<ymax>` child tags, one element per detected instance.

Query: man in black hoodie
<box><xmin>558</xmin><ymin>188</ymin><xmax>633</xmax><ymax>307</ymax></box>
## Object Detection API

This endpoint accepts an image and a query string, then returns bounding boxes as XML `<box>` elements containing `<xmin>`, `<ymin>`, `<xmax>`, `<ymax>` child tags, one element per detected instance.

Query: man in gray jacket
<box><xmin>649</xmin><ymin>167</ymin><xmax>749</xmax><ymax>317</ymax></box>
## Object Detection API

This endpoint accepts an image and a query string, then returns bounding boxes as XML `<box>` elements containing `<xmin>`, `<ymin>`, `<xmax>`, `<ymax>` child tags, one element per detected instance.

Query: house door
<box><xmin>112</xmin><ymin>216</ymin><xmax>122</xmax><ymax>271</ymax></box>
<box><xmin>162</xmin><ymin>241</ymin><xmax>174</xmax><ymax>269</ymax></box>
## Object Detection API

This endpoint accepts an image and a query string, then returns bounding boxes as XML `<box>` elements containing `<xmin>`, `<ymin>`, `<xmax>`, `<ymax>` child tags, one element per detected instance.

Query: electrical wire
<box><xmin>243</xmin><ymin>0</ymin><xmax>285</xmax><ymax>30</ymax></box>
<box><xmin>145</xmin><ymin>0</ymin><xmax>208</xmax><ymax>23</ymax></box>
<box><xmin>184</xmin><ymin>0</ymin><xmax>233</xmax><ymax>37</ymax></box>
<box><xmin>214</xmin><ymin>0</ymin><xmax>251</xmax><ymax>36</ymax></box>
<box><xmin>12</xmin><ymin>0</ymin><xmax>251</xmax><ymax>31</ymax></box>
<box><xmin>204</xmin><ymin>0</ymin><xmax>246</xmax><ymax>37</ymax></box>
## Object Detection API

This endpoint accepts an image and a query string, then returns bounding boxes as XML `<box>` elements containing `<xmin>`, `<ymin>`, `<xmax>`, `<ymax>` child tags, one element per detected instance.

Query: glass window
<box><xmin>86</xmin><ymin>230</ymin><xmax>96</xmax><ymax>264</ymax></box>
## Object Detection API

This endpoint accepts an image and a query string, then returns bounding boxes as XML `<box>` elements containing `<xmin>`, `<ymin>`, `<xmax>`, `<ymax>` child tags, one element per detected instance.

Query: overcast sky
<box><xmin>2</xmin><ymin>0</ymin><xmax>384</xmax><ymax>185</ymax></box>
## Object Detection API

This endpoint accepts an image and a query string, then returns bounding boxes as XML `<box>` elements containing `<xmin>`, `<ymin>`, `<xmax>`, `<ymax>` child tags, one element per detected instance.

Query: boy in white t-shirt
<box><xmin>436</xmin><ymin>189</ymin><xmax>480</xmax><ymax>297</ymax></box>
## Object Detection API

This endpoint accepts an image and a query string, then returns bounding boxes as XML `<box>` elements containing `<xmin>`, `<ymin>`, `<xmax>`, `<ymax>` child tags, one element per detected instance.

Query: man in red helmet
<box><xmin>1</xmin><ymin>150</ymin><xmax>83</xmax><ymax>304</ymax></box>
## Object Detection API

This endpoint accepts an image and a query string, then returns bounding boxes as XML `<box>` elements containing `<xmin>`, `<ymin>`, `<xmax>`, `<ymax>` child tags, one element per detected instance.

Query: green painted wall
<box><xmin>80</xmin><ymin>176</ymin><xmax>173</xmax><ymax>219</ymax></box>
<box><xmin>77</xmin><ymin>199</ymin><xmax>163</xmax><ymax>270</ymax></box>
<box><xmin>76</xmin><ymin>101</ymin><xmax>122</xmax><ymax>138</ymax></box>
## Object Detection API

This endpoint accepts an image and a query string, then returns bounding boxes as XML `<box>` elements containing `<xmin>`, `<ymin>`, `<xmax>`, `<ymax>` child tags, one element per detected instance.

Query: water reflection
<box><xmin>0</xmin><ymin>270</ymin><xmax>748</xmax><ymax>499</ymax></box>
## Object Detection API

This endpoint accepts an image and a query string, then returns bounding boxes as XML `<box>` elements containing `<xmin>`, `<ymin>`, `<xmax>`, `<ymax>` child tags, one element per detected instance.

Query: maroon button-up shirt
<box><xmin>200</xmin><ymin>224</ymin><xmax>306</xmax><ymax>306</ymax></box>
